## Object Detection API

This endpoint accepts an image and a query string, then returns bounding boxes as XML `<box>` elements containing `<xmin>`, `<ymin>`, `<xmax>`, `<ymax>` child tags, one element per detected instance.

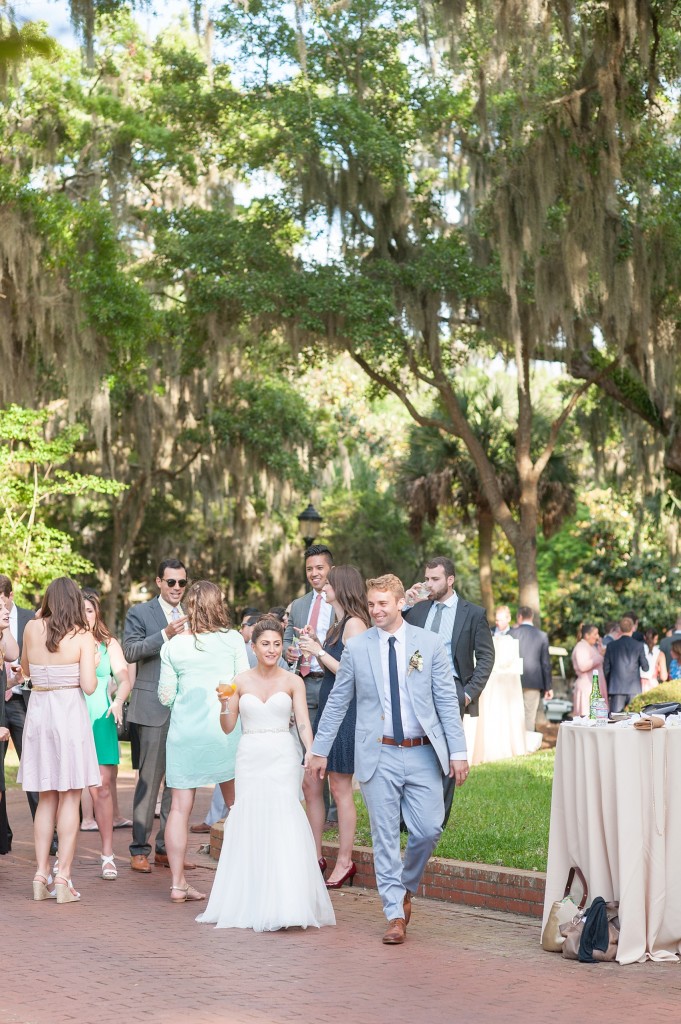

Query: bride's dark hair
<box><xmin>251</xmin><ymin>617</ymin><xmax>284</xmax><ymax>644</ymax></box>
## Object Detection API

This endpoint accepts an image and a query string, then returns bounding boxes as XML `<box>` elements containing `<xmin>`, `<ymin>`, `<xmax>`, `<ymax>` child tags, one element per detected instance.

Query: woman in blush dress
<box><xmin>20</xmin><ymin>578</ymin><xmax>99</xmax><ymax>903</ymax></box>
<box><xmin>80</xmin><ymin>589</ymin><xmax>133</xmax><ymax>880</ymax></box>
<box><xmin>299</xmin><ymin>565</ymin><xmax>370</xmax><ymax>888</ymax></box>
<box><xmin>571</xmin><ymin>623</ymin><xmax>607</xmax><ymax>717</ymax></box>
<box><xmin>197</xmin><ymin>618</ymin><xmax>335</xmax><ymax>931</ymax></box>
<box><xmin>158</xmin><ymin>581</ymin><xmax>250</xmax><ymax>905</ymax></box>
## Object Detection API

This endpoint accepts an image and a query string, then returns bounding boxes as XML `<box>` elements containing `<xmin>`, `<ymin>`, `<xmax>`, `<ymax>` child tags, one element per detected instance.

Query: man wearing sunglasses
<box><xmin>124</xmin><ymin>558</ymin><xmax>192</xmax><ymax>874</ymax></box>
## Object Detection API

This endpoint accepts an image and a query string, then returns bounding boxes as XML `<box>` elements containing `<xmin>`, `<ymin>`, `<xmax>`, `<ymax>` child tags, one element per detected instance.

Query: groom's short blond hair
<box><xmin>366</xmin><ymin>574</ymin><xmax>405</xmax><ymax>599</ymax></box>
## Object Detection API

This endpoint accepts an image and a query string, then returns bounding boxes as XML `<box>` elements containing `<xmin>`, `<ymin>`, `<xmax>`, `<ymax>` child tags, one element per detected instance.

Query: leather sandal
<box><xmin>170</xmin><ymin>883</ymin><xmax>206</xmax><ymax>904</ymax></box>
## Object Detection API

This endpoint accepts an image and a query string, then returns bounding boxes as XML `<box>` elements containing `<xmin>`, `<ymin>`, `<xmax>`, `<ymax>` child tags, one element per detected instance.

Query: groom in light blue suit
<box><xmin>307</xmin><ymin>573</ymin><xmax>469</xmax><ymax>945</ymax></box>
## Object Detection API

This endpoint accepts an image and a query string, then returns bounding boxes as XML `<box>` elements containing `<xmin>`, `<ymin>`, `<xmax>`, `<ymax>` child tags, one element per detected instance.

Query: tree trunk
<box><xmin>477</xmin><ymin>507</ymin><xmax>495</xmax><ymax>621</ymax></box>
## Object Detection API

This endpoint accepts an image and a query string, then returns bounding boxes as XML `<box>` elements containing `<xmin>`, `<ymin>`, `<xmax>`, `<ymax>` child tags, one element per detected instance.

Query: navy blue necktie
<box><xmin>388</xmin><ymin>636</ymin><xmax>404</xmax><ymax>745</ymax></box>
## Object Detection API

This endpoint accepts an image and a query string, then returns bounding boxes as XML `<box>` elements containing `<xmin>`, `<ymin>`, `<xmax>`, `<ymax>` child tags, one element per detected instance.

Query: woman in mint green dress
<box><xmin>158</xmin><ymin>581</ymin><xmax>249</xmax><ymax>903</ymax></box>
<box><xmin>82</xmin><ymin>590</ymin><xmax>132</xmax><ymax>881</ymax></box>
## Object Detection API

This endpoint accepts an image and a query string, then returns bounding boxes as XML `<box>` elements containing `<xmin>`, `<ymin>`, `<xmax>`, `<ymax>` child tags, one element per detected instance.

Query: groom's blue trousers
<box><xmin>360</xmin><ymin>743</ymin><xmax>443</xmax><ymax>921</ymax></box>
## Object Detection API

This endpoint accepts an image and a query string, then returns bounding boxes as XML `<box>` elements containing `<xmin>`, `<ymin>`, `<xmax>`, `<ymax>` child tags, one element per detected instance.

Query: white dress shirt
<box><xmin>158</xmin><ymin>596</ymin><xmax>185</xmax><ymax>642</ymax></box>
<box><xmin>306</xmin><ymin>591</ymin><xmax>332</xmax><ymax>673</ymax></box>
<box><xmin>377</xmin><ymin>622</ymin><xmax>424</xmax><ymax>739</ymax></box>
<box><xmin>424</xmin><ymin>592</ymin><xmax>459</xmax><ymax>679</ymax></box>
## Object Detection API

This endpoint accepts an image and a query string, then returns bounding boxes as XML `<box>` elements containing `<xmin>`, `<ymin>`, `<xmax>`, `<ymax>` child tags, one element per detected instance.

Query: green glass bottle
<box><xmin>588</xmin><ymin>671</ymin><xmax>601</xmax><ymax>720</ymax></box>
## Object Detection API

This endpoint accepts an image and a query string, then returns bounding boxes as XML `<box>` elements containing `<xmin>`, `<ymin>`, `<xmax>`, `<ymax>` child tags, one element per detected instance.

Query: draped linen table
<box><xmin>542</xmin><ymin>722</ymin><xmax>681</xmax><ymax>964</ymax></box>
<box><xmin>463</xmin><ymin>635</ymin><xmax>528</xmax><ymax>765</ymax></box>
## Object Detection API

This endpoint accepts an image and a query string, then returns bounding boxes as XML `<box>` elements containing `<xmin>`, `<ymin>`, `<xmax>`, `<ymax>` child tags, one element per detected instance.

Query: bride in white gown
<box><xmin>197</xmin><ymin>617</ymin><xmax>335</xmax><ymax>932</ymax></box>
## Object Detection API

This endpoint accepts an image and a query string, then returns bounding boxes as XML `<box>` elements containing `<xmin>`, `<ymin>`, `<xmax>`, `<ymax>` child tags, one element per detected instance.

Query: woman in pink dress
<box><xmin>571</xmin><ymin>624</ymin><xmax>607</xmax><ymax>717</ymax></box>
<box><xmin>20</xmin><ymin>578</ymin><xmax>100</xmax><ymax>904</ymax></box>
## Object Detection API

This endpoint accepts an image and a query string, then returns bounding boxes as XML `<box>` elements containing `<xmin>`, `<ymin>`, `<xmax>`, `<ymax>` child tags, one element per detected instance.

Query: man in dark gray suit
<box><xmin>124</xmin><ymin>558</ymin><xmax>191</xmax><ymax>873</ymax></box>
<box><xmin>603</xmin><ymin>615</ymin><xmax>648</xmax><ymax>713</ymax></box>
<box><xmin>510</xmin><ymin>606</ymin><xmax>553</xmax><ymax>731</ymax></box>
<box><xmin>0</xmin><ymin>574</ymin><xmax>36</xmax><ymax>821</ymax></box>
<box><xmin>403</xmin><ymin>556</ymin><xmax>494</xmax><ymax>825</ymax></box>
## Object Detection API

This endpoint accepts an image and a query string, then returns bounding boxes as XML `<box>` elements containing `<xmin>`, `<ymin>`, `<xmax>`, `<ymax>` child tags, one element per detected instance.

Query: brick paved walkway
<box><xmin>2</xmin><ymin>779</ymin><xmax>681</xmax><ymax>1024</ymax></box>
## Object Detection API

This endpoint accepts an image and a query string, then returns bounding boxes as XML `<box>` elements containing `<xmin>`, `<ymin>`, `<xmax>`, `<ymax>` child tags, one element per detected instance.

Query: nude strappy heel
<box><xmin>32</xmin><ymin>874</ymin><xmax>56</xmax><ymax>901</ymax></box>
<box><xmin>54</xmin><ymin>875</ymin><xmax>81</xmax><ymax>904</ymax></box>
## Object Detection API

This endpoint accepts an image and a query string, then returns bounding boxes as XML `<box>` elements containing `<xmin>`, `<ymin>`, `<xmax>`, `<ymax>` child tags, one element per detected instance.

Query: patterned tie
<box><xmin>299</xmin><ymin>593</ymin><xmax>323</xmax><ymax>678</ymax></box>
<box><xmin>171</xmin><ymin>606</ymin><xmax>181</xmax><ymax>621</ymax></box>
<box><xmin>429</xmin><ymin>602</ymin><xmax>444</xmax><ymax>634</ymax></box>
<box><xmin>388</xmin><ymin>636</ymin><xmax>404</xmax><ymax>745</ymax></box>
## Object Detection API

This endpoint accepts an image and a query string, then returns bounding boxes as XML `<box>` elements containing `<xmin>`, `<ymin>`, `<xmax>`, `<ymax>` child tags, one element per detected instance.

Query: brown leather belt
<box><xmin>381</xmin><ymin>736</ymin><xmax>430</xmax><ymax>748</ymax></box>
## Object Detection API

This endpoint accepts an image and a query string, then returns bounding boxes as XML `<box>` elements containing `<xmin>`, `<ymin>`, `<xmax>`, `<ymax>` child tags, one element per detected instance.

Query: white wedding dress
<box><xmin>196</xmin><ymin>691</ymin><xmax>336</xmax><ymax>931</ymax></box>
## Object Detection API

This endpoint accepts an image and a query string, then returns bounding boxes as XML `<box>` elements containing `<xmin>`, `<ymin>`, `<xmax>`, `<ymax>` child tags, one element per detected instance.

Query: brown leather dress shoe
<box><xmin>130</xmin><ymin>855</ymin><xmax>151</xmax><ymax>873</ymax></box>
<box><xmin>189</xmin><ymin>823</ymin><xmax>211</xmax><ymax>834</ymax></box>
<box><xmin>154</xmin><ymin>852</ymin><xmax>196</xmax><ymax>870</ymax></box>
<box><xmin>382</xmin><ymin>918</ymin><xmax>407</xmax><ymax>944</ymax></box>
<box><xmin>403</xmin><ymin>891</ymin><xmax>412</xmax><ymax>926</ymax></box>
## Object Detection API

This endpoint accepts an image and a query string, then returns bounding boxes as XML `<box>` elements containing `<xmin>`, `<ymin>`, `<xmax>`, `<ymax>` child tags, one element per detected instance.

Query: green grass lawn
<box><xmin>4</xmin><ymin>742</ymin><xmax>554</xmax><ymax>871</ymax></box>
<box><xmin>324</xmin><ymin>748</ymin><xmax>555</xmax><ymax>872</ymax></box>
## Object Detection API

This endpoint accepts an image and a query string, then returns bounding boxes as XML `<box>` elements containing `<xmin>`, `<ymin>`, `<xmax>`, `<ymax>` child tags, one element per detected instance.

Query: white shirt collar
<box><xmin>377</xmin><ymin>620</ymin><xmax>407</xmax><ymax>644</ymax></box>
<box><xmin>158</xmin><ymin>595</ymin><xmax>183</xmax><ymax>618</ymax></box>
<box><xmin>437</xmin><ymin>591</ymin><xmax>457</xmax><ymax>608</ymax></box>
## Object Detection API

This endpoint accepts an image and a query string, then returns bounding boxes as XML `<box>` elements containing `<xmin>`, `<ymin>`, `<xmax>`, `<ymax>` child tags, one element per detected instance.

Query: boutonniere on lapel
<box><xmin>408</xmin><ymin>651</ymin><xmax>423</xmax><ymax>675</ymax></box>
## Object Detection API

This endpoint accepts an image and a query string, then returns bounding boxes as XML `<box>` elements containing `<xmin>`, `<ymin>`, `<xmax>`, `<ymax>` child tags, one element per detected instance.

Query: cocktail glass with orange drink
<box><xmin>217</xmin><ymin>680</ymin><xmax>237</xmax><ymax>700</ymax></box>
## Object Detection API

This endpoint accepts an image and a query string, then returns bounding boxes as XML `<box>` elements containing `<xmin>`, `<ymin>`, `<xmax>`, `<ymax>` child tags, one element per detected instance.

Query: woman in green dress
<box><xmin>158</xmin><ymin>580</ymin><xmax>249</xmax><ymax>903</ymax></box>
<box><xmin>82</xmin><ymin>589</ymin><xmax>132</xmax><ymax>880</ymax></box>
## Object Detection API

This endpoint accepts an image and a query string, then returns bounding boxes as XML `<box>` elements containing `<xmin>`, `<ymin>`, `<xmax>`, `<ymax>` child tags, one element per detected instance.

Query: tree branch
<box><xmin>533</xmin><ymin>380</ymin><xmax>593</xmax><ymax>479</ymax></box>
<box><xmin>350</xmin><ymin>354</ymin><xmax>451</xmax><ymax>433</ymax></box>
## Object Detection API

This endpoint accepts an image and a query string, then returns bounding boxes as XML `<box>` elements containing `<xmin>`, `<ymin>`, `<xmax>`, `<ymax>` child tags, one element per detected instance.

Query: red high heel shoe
<box><xmin>325</xmin><ymin>862</ymin><xmax>357</xmax><ymax>889</ymax></box>
<box><xmin>318</xmin><ymin>857</ymin><xmax>328</xmax><ymax>875</ymax></box>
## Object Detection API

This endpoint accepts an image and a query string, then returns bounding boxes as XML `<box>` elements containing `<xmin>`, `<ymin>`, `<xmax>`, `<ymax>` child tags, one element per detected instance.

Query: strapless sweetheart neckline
<box><xmin>240</xmin><ymin>691</ymin><xmax>292</xmax><ymax>707</ymax></box>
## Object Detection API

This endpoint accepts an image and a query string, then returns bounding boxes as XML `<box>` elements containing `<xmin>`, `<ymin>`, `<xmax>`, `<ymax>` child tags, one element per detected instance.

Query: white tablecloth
<box><xmin>542</xmin><ymin>723</ymin><xmax>681</xmax><ymax>964</ymax></box>
<box><xmin>463</xmin><ymin>636</ymin><xmax>527</xmax><ymax>765</ymax></box>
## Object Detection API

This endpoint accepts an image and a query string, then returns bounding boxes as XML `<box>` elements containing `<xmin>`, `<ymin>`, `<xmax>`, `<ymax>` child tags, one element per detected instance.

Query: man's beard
<box><xmin>428</xmin><ymin>581</ymin><xmax>449</xmax><ymax>601</ymax></box>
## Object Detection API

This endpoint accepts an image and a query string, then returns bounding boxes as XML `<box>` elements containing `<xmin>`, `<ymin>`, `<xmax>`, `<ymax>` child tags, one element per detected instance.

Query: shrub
<box><xmin>628</xmin><ymin>682</ymin><xmax>681</xmax><ymax>713</ymax></box>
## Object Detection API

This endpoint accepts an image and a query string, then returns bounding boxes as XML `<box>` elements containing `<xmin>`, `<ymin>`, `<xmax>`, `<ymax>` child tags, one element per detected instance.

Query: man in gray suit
<box><xmin>124</xmin><ymin>558</ymin><xmax>191</xmax><ymax>873</ymax></box>
<box><xmin>283</xmin><ymin>544</ymin><xmax>335</xmax><ymax>714</ymax></box>
<box><xmin>307</xmin><ymin>573</ymin><xmax>468</xmax><ymax>945</ymax></box>
<box><xmin>0</xmin><ymin>574</ymin><xmax>36</xmax><ymax>822</ymax></box>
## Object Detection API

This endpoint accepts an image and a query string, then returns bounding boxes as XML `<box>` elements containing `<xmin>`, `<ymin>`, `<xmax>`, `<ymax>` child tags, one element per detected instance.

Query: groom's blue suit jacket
<box><xmin>312</xmin><ymin>623</ymin><xmax>467</xmax><ymax>783</ymax></box>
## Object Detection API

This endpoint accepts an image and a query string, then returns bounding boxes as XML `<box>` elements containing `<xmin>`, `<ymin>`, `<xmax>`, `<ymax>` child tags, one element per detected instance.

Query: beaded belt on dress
<box><xmin>31</xmin><ymin>683</ymin><xmax>81</xmax><ymax>692</ymax></box>
<box><xmin>242</xmin><ymin>727</ymin><xmax>290</xmax><ymax>735</ymax></box>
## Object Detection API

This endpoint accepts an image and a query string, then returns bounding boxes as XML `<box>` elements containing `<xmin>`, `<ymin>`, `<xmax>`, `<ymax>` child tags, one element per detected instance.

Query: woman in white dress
<box><xmin>641</xmin><ymin>628</ymin><xmax>667</xmax><ymax>692</ymax></box>
<box><xmin>197</xmin><ymin>617</ymin><xmax>335</xmax><ymax>932</ymax></box>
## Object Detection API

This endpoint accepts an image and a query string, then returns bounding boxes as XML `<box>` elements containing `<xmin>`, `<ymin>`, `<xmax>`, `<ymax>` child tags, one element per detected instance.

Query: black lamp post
<box><xmin>297</xmin><ymin>501</ymin><xmax>323</xmax><ymax>549</ymax></box>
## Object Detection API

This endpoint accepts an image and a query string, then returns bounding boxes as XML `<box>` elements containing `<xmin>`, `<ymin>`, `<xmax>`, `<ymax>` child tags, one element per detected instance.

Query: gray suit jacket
<box><xmin>283</xmin><ymin>591</ymin><xmax>335</xmax><ymax>654</ymax></box>
<box><xmin>123</xmin><ymin>597</ymin><xmax>172</xmax><ymax>728</ymax></box>
<box><xmin>312</xmin><ymin>623</ymin><xmax>466</xmax><ymax>782</ymax></box>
